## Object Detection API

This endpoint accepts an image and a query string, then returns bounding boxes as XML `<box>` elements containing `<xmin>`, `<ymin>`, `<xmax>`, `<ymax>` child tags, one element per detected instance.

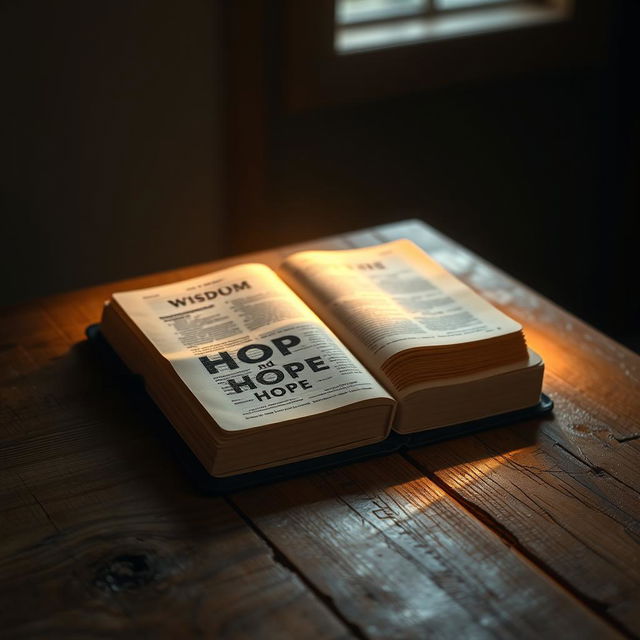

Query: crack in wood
<box><xmin>553</xmin><ymin>442</ymin><xmax>640</xmax><ymax>496</ymax></box>
<box><xmin>15</xmin><ymin>471</ymin><xmax>61</xmax><ymax>534</ymax></box>
<box><xmin>225</xmin><ymin>496</ymin><xmax>366</xmax><ymax>640</ymax></box>
<box><xmin>614</xmin><ymin>433</ymin><xmax>640</xmax><ymax>444</ymax></box>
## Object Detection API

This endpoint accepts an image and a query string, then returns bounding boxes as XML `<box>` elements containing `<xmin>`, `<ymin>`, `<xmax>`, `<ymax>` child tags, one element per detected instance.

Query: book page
<box><xmin>111</xmin><ymin>263</ymin><xmax>392</xmax><ymax>432</ymax></box>
<box><xmin>280</xmin><ymin>239</ymin><xmax>522</xmax><ymax>365</ymax></box>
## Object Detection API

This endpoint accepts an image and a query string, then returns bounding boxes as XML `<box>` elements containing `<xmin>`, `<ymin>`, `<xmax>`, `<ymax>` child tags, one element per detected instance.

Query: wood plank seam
<box><xmin>224</xmin><ymin>495</ymin><xmax>369</xmax><ymax>640</ymax></box>
<box><xmin>401</xmin><ymin>449</ymin><xmax>637</xmax><ymax>640</ymax></box>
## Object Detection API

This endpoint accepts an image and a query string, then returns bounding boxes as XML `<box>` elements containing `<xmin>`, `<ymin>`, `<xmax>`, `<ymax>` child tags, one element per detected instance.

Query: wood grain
<box><xmin>1</xmin><ymin>219</ymin><xmax>638</xmax><ymax>638</ymax></box>
<box><xmin>0</xmin><ymin>489</ymin><xmax>352</xmax><ymax>639</ymax></box>
<box><xmin>233</xmin><ymin>456</ymin><xmax>620</xmax><ymax>639</ymax></box>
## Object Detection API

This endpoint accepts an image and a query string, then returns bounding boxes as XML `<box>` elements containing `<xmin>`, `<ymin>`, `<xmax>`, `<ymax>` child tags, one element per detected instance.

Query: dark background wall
<box><xmin>0</xmin><ymin>0</ymin><xmax>224</xmax><ymax>303</ymax></box>
<box><xmin>0</xmin><ymin>1</ymin><xmax>637</xmax><ymax>351</ymax></box>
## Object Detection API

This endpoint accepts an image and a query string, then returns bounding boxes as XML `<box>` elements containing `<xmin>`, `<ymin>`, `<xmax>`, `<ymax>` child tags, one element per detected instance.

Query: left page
<box><xmin>110</xmin><ymin>263</ymin><xmax>393</xmax><ymax>432</ymax></box>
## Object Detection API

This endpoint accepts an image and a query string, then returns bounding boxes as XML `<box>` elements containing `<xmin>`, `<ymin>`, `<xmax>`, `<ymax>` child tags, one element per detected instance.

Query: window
<box><xmin>279</xmin><ymin>1</ymin><xmax>604</xmax><ymax>111</ymax></box>
<box><xmin>336</xmin><ymin>0</ymin><xmax>573</xmax><ymax>53</ymax></box>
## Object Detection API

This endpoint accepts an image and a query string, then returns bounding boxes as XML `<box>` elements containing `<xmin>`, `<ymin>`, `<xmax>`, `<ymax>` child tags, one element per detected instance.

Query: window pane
<box><xmin>337</xmin><ymin>0</ymin><xmax>428</xmax><ymax>25</ymax></box>
<box><xmin>435</xmin><ymin>0</ymin><xmax>515</xmax><ymax>10</ymax></box>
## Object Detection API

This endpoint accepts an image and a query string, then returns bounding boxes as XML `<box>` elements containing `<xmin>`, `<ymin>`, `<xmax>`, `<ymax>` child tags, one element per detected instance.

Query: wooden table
<box><xmin>1</xmin><ymin>220</ymin><xmax>639</xmax><ymax>639</ymax></box>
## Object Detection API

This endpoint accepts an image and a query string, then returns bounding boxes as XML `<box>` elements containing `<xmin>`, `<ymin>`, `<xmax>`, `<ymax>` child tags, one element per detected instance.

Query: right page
<box><xmin>280</xmin><ymin>239</ymin><xmax>525</xmax><ymax>372</ymax></box>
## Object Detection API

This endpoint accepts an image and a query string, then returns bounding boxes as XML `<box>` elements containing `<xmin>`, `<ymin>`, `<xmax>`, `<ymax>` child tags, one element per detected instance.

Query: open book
<box><xmin>100</xmin><ymin>239</ymin><xmax>544</xmax><ymax>478</ymax></box>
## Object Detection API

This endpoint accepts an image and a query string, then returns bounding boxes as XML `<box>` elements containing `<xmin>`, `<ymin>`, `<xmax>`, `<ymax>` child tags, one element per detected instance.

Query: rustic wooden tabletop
<box><xmin>1</xmin><ymin>220</ymin><xmax>639</xmax><ymax>639</ymax></box>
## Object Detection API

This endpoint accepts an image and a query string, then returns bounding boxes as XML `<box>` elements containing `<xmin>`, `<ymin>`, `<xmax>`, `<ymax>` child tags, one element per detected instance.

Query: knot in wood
<box><xmin>94</xmin><ymin>553</ymin><xmax>157</xmax><ymax>593</ymax></box>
